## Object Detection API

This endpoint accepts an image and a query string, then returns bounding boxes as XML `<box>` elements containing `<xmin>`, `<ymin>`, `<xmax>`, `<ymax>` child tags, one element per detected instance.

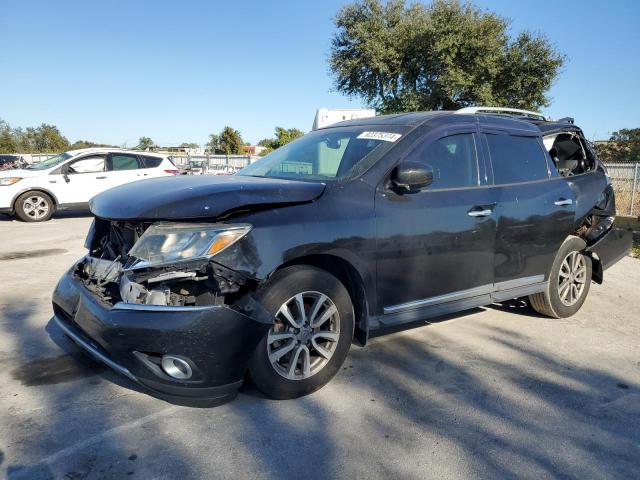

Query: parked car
<box><xmin>52</xmin><ymin>108</ymin><xmax>631</xmax><ymax>406</ymax></box>
<box><xmin>0</xmin><ymin>154</ymin><xmax>27</xmax><ymax>171</ymax></box>
<box><xmin>0</xmin><ymin>148</ymin><xmax>179</xmax><ymax>221</ymax></box>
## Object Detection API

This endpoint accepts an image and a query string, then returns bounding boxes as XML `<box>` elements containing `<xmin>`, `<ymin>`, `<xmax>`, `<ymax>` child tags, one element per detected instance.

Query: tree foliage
<box><xmin>258</xmin><ymin>127</ymin><xmax>304</xmax><ymax>153</ymax></box>
<box><xmin>207</xmin><ymin>127</ymin><xmax>244</xmax><ymax>154</ymax></box>
<box><xmin>69</xmin><ymin>140</ymin><xmax>116</xmax><ymax>150</ymax></box>
<box><xmin>0</xmin><ymin>119</ymin><xmax>71</xmax><ymax>153</ymax></box>
<box><xmin>595</xmin><ymin>128</ymin><xmax>640</xmax><ymax>163</ymax></box>
<box><xmin>179</xmin><ymin>142</ymin><xmax>200</xmax><ymax>149</ymax></box>
<box><xmin>137</xmin><ymin>136</ymin><xmax>156</xmax><ymax>151</ymax></box>
<box><xmin>329</xmin><ymin>0</ymin><xmax>566</xmax><ymax>113</ymax></box>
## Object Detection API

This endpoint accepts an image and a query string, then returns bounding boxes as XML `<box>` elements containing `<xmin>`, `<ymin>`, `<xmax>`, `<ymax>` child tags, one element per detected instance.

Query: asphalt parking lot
<box><xmin>0</xmin><ymin>213</ymin><xmax>638</xmax><ymax>480</ymax></box>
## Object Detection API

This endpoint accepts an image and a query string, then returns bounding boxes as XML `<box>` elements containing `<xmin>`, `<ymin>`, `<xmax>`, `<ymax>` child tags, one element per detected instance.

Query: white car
<box><xmin>0</xmin><ymin>148</ymin><xmax>179</xmax><ymax>222</ymax></box>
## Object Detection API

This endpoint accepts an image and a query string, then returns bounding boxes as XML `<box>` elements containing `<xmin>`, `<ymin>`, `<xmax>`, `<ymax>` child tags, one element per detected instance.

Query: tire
<box><xmin>248</xmin><ymin>265</ymin><xmax>354</xmax><ymax>399</ymax></box>
<box><xmin>529</xmin><ymin>236</ymin><xmax>592</xmax><ymax>318</ymax></box>
<box><xmin>14</xmin><ymin>191</ymin><xmax>55</xmax><ymax>222</ymax></box>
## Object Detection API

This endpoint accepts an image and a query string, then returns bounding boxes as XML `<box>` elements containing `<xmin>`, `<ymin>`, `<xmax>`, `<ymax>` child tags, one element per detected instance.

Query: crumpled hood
<box><xmin>90</xmin><ymin>175</ymin><xmax>326</xmax><ymax>220</ymax></box>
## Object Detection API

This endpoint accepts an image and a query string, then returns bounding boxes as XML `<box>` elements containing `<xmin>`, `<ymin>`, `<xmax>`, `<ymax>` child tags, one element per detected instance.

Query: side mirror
<box><xmin>392</xmin><ymin>161</ymin><xmax>433</xmax><ymax>191</ymax></box>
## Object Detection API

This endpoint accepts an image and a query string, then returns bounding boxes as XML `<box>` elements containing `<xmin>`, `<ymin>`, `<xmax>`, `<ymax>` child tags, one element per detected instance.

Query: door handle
<box><xmin>96</xmin><ymin>176</ymin><xmax>107</xmax><ymax>179</ymax></box>
<box><xmin>554</xmin><ymin>198</ymin><xmax>573</xmax><ymax>206</ymax></box>
<box><xmin>468</xmin><ymin>207</ymin><xmax>493</xmax><ymax>217</ymax></box>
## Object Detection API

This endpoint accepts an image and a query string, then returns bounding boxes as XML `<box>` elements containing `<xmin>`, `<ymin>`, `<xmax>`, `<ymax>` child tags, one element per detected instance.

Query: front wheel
<box><xmin>248</xmin><ymin>265</ymin><xmax>354</xmax><ymax>399</ymax></box>
<box><xmin>14</xmin><ymin>191</ymin><xmax>55</xmax><ymax>222</ymax></box>
<box><xmin>529</xmin><ymin>236</ymin><xmax>592</xmax><ymax>318</ymax></box>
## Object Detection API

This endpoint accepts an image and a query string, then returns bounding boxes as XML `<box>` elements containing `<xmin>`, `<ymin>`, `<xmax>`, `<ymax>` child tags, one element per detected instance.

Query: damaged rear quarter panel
<box><xmin>566</xmin><ymin>170</ymin><xmax>610</xmax><ymax>225</ymax></box>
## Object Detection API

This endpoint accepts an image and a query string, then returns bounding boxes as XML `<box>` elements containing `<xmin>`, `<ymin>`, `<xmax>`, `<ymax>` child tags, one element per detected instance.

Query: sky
<box><xmin>0</xmin><ymin>0</ymin><xmax>638</xmax><ymax>146</ymax></box>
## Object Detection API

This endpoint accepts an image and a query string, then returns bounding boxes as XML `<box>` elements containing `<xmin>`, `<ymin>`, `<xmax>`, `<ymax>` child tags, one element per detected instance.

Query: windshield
<box><xmin>27</xmin><ymin>152</ymin><xmax>73</xmax><ymax>170</ymax></box>
<box><xmin>237</xmin><ymin>126</ymin><xmax>408</xmax><ymax>181</ymax></box>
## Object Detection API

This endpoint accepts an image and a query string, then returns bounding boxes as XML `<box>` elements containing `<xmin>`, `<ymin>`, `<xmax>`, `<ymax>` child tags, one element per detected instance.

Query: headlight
<box><xmin>128</xmin><ymin>223</ymin><xmax>251</xmax><ymax>267</ymax></box>
<box><xmin>0</xmin><ymin>177</ymin><xmax>22</xmax><ymax>186</ymax></box>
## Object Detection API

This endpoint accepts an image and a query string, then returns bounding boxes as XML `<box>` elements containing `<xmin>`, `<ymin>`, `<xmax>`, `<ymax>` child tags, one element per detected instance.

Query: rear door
<box><xmin>105</xmin><ymin>153</ymin><xmax>147</xmax><ymax>188</ymax></box>
<box><xmin>480</xmin><ymin>126</ymin><xmax>576</xmax><ymax>289</ymax></box>
<box><xmin>375</xmin><ymin>125</ymin><xmax>497</xmax><ymax>324</ymax></box>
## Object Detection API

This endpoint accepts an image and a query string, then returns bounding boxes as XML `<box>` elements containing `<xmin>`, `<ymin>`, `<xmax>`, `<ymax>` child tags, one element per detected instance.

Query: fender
<box><xmin>10</xmin><ymin>186</ymin><xmax>60</xmax><ymax>211</ymax></box>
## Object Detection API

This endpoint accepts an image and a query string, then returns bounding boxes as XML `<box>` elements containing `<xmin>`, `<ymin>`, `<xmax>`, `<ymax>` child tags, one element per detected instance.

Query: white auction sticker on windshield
<box><xmin>357</xmin><ymin>131</ymin><xmax>402</xmax><ymax>142</ymax></box>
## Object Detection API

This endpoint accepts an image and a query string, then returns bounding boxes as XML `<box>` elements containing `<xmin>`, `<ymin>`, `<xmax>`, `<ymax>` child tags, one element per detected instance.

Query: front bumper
<box><xmin>52</xmin><ymin>269</ymin><xmax>270</xmax><ymax>406</ymax></box>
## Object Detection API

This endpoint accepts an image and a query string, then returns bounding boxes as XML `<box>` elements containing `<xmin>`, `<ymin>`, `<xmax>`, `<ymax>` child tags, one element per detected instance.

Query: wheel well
<box><xmin>12</xmin><ymin>188</ymin><xmax>58</xmax><ymax>211</ymax></box>
<box><xmin>275</xmin><ymin>254</ymin><xmax>370</xmax><ymax>346</ymax></box>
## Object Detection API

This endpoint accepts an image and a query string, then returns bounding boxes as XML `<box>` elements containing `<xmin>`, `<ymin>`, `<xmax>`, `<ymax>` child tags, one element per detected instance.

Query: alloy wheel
<box><xmin>22</xmin><ymin>195</ymin><xmax>49</xmax><ymax>220</ymax></box>
<box><xmin>558</xmin><ymin>251</ymin><xmax>587</xmax><ymax>306</ymax></box>
<box><xmin>267</xmin><ymin>291</ymin><xmax>340</xmax><ymax>380</ymax></box>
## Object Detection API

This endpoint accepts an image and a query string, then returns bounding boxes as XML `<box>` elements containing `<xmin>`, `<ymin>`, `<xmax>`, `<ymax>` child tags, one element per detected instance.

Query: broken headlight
<box><xmin>128</xmin><ymin>222</ymin><xmax>251</xmax><ymax>268</ymax></box>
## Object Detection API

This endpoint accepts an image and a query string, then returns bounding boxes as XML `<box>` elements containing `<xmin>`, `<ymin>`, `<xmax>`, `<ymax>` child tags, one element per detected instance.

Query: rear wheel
<box><xmin>248</xmin><ymin>265</ymin><xmax>354</xmax><ymax>399</ymax></box>
<box><xmin>529</xmin><ymin>236</ymin><xmax>592</xmax><ymax>318</ymax></box>
<box><xmin>14</xmin><ymin>191</ymin><xmax>54</xmax><ymax>222</ymax></box>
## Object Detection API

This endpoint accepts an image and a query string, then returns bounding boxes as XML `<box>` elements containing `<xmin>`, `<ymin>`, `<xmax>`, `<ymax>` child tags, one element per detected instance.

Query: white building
<box><xmin>312</xmin><ymin>108</ymin><xmax>376</xmax><ymax>130</ymax></box>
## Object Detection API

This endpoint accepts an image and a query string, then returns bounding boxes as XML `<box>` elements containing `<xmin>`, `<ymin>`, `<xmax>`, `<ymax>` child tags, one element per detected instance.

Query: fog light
<box><xmin>161</xmin><ymin>355</ymin><xmax>193</xmax><ymax>380</ymax></box>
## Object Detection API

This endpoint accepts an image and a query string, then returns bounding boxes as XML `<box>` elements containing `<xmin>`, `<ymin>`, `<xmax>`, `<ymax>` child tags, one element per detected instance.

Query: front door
<box><xmin>54</xmin><ymin>154</ymin><xmax>109</xmax><ymax>205</ymax></box>
<box><xmin>375</xmin><ymin>128</ymin><xmax>497</xmax><ymax>324</ymax></box>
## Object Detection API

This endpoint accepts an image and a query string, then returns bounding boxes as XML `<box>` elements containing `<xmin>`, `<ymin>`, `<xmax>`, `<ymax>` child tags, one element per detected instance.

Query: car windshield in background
<box><xmin>237</xmin><ymin>126</ymin><xmax>409</xmax><ymax>181</ymax></box>
<box><xmin>27</xmin><ymin>152</ymin><xmax>73</xmax><ymax>170</ymax></box>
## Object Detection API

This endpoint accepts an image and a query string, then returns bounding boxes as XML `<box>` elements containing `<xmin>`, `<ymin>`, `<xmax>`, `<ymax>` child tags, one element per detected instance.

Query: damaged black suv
<box><xmin>52</xmin><ymin>107</ymin><xmax>632</xmax><ymax>405</ymax></box>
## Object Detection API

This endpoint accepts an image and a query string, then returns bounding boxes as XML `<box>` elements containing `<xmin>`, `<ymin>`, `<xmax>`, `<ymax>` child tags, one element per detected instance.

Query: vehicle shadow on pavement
<box><xmin>1</xmin><ymin>300</ymin><xmax>638</xmax><ymax>479</ymax></box>
<box><xmin>486</xmin><ymin>298</ymin><xmax>548</xmax><ymax>317</ymax></box>
<box><xmin>1</xmin><ymin>302</ymin><xmax>198</xmax><ymax>480</ymax></box>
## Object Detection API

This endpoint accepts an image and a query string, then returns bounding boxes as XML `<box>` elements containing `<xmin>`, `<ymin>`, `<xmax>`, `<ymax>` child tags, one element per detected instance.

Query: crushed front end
<box><xmin>52</xmin><ymin>218</ymin><xmax>271</xmax><ymax>406</ymax></box>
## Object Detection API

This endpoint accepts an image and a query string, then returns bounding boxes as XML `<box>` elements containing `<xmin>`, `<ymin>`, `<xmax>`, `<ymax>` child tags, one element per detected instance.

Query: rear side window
<box><xmin>486</xmin><ymin>134</ymin><xmax>548</xmax><ymax>184</ymax></box>
<box><xmin>108</xmin><ymin>154</ymin><xmax>141</xmax><ymax>171</ymax></box>
<box><xmin>142</xmin><ymin>155</ymin><xmax>163</xmax><ymax>168</ymax></box>
<box><xmin>409</xmin><ymin>133</ymin><xmax>479</xmax><ymax>189</ymax></box>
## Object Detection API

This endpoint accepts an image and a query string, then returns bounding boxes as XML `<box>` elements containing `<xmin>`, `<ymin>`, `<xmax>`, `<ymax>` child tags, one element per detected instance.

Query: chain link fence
<box><xmin>605</xmin><ymin>163</ymin><xmax>640</xmax><ymax>217</ymax></box>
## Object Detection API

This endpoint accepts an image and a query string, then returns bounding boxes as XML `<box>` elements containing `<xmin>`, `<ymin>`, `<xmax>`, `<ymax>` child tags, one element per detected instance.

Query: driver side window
<box><xmin>408</xmin><ymin>133</ymin><xmax>479</xmax><ymax>189</ymax></box>
<box><xmin>68</xmin><ymin>155</ymin><xmax>106</xmax><ymax>174</ymax></box>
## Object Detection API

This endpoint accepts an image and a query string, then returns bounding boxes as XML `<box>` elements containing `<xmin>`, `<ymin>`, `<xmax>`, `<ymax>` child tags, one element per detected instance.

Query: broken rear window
<box><xmin>544</xmin><ymin>132</ymin><xmax>596</xmax><ymax>177</ymax></box>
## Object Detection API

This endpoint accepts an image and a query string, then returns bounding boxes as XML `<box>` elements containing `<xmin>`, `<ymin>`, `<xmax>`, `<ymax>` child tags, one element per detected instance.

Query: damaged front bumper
<box><xmin>52</xmin><ymin>267</ymin><xmax>271</xmax><ymax>406</ymax></box>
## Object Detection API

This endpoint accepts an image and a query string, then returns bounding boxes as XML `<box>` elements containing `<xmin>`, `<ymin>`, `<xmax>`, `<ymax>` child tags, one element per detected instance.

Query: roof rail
<box><xmin>455</xmin><ymin>106</ymin><xmax>550</xmax><ymax>121</ymax></box>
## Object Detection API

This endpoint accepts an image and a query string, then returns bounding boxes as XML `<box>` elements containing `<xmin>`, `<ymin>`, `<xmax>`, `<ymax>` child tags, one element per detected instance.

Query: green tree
<box><xmin>32</xmin><ymin>124</ymin><xmax>69</xmax><ymax>152</ymax></box>
<box><xmin>595</xmin><ymin>128</ymin><xmax>640</xmax><ymax>163</ymax></box>
<box><xmin>69</xmin><ymin>140</ymin><xmax>115</xmax><ymax>149</ymax></box>
<box><xmin>257</xmin><ymin>127</ymin><xmax>304</xmax><ymax>152</ymax></box>
<box><xmin>137</xmin><ymin>136</ymin><xmax>156</xmax><ymax>151</ymax></box>
<box><xmin>329</xmin><ymin>0</ymin><xmax>566</xmax><ymax>113</ymax></box>
<box><xmin>219</xmin><ymin>127</ymin><xmax>243</xmax><ymax>154</ymax></box>
<box><xmin>180</xmin><ymin>142</ymin><xmax>200</xmax><ymax>149</ymax></box>
<box><xmin>207</xmin><ymin>134</ymin><xmax>220</xmax><ymax>153</ymax></box>
<box><xmin>272</xmin><ymin>127</ymin><xmax>304</xmax><ymax>148</ymax></box>
<box><xmin>0</xmin><ymin>120</ymin><xmax>17</xmax><ymax>153</ymax></box>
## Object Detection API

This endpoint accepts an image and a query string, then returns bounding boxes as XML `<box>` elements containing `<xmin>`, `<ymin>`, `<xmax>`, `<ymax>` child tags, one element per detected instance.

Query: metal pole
<box><xmin>631</xmin><ymin>163</ymin><xmax>639</xmax><ymax>217</ymax></box>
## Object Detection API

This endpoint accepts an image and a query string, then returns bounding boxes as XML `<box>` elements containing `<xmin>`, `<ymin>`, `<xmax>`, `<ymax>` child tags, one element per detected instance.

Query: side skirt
<box><xmin>373</xmin><ymin>276</ymin><xmax>546</xmax><ymax>329</ymax></box>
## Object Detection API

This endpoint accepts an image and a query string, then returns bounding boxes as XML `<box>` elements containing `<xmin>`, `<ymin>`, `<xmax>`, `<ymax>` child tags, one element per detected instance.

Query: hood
<box><xmin>90</xmin><ymin>175</ymin><xmax>326</xmax><ymax>220</ymax></box>
<box><xmin>0</xmin><ymin>169</ymin><xmax>44</xmax><ymax>178</ymax></box>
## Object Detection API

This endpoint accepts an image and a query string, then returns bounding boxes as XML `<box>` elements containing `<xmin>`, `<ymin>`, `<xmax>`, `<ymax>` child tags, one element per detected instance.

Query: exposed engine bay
<box><xmin>543</xmin><ymin>131</ymin><xmax>596</xmax><ymax>177</ymax></box>
<box><xmin>76</xmin><ymin>218</ymin><xmax>255</xmax><ymax>310</ymax></box>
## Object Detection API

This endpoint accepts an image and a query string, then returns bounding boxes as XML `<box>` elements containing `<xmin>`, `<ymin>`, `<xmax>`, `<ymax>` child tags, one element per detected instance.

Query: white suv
<box><xmin>0</xmin><ymin>148</ymin><xmax>179</xmax><ymax>222</ymax></box>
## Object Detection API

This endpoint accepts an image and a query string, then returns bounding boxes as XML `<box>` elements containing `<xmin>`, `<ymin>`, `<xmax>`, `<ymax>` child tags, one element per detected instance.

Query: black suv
<box><xmin>52</xmin><ymin>108</ymin><xmax>631</xmax><ymax>405</ymax></box>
